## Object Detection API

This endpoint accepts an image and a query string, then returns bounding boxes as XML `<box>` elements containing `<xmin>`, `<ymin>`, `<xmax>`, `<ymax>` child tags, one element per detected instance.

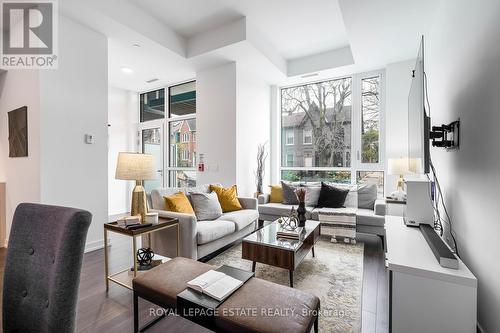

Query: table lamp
<box><xmin>115</xmin><ymin>152</ymin><xmax>156</xmax><ymax>222</ymax></box>
<box><xmin>388</xmin><ymin>157</ymin><xmax>409</xmax><ymax>201</ymax></box>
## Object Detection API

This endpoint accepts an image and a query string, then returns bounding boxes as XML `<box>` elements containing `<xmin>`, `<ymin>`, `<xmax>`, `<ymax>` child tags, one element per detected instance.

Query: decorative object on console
<box><xmin>277</xmin><ymin>207</ymin><xmax>299</xmax><ymax>231</ymax></box>
<box><xmin>8</xmin><ymin>106</ymin><xmax>28</xmax><ymax>157</ymax></box>
<box><xmin>145</xmin><ymin>212</ymin><xmax>159</xmax><ymax>224</ymax></box>
<box><xmin>388</xmin><ymin>157</ymin><xmax>410</xmax><ymax>201</ymax></box>
<box><xmin>210</xmin><ymin>184</ymin><xmax>242</xmax><ymax>212</ymax></box>
<box><xmin>295</xmin><ymin>187</ymin><xmax>307</xmax><ymax>227</ymax></box>
<box><xmin>254</xmin><ymin>142</ymin><xmax>268</xmax><ymax>197</ymax></box>
<box><xmin>115</xmin><ymin>152</ymin><xmax>156</xmax><ymax>222</ymax></box>
<box><xmin>137</xmin><ymin>247</ymin><xmax>154</xmax><ymax>266</ymax></box>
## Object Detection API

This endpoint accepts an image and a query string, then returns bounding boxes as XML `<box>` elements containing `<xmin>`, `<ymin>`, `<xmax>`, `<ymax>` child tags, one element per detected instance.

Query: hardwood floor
<box><xmin>0</xmin><ymin>233</ymin><xmax>388</xmax><ymax>333</ymax></box>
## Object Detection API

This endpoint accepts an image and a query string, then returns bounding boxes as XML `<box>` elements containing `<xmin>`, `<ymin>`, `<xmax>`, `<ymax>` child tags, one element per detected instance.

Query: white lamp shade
<box><xmin>388</xmin><ymin>158</ymin><xmax>410</xmax><ymax>176</ymax></box>
<box><xmin>115</xmin><ymin>152</ymin><xmax>156</xmax><ymax>181</ymax></box>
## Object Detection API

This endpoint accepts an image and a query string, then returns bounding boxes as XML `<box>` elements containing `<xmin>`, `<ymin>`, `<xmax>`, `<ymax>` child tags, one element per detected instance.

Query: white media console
<box><xmin>385</xmin><ymin>216</ymin><xmax>477</xmax><ymax>333</ymax></box>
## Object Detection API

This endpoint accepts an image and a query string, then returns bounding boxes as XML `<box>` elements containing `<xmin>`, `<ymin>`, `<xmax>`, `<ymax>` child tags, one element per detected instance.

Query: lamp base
<box><xmin>131</xmin><ymin>181</ymin><xmax>148</xmax><ymax>223</ymax></box>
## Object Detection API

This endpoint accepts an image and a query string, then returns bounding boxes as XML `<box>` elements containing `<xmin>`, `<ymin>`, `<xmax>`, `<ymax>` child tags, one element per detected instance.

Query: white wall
<box><xmin>108</xmin><ymin>86</ymin><xmax>137</xmax><ymax>214</ymax></box>
<box><xmin>236</xmin><ymin>65</ymin><xmax>271</xmax><ymax>197</ymax></box>
<box><xmin>424</xmin><ymin>1</ymin><xmax>500</xmax><ymax>331</ymax></box>
<box><xmin>385</xmin><ymin>59</ymin><xmax>415</xmax><ymax>194</ymax></box>
<box><xmin>39</xmin><ymin>16</ymin><xmax>108</xmax><ymax>252</ymax></box>
<box><xmin>196</xmin><ymin>62</ymin><xmax>237</xmax><ymax>187</ymax></box>
<box><xmin>0</xmin><ymin>70</ymin><xmax>41</xmax><ymax>246</ymax></box>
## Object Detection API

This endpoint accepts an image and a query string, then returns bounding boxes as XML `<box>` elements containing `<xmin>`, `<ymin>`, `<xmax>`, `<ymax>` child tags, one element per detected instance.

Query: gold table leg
<box><xmin>133</xmin><ymin>236</ymin><xmax>138</xmax><ymax>279</ymax></box>
<box><xmin>104</xmin><ymin>228</ymin><xmax>109</xmax><ymax>291</ymax></box>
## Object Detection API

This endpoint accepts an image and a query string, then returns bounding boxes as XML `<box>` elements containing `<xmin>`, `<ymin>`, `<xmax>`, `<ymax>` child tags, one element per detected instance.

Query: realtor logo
<box><xmin>1</xmin><ymin>0</ymin><xmax>58</xmax><ymax>69</ymax></box>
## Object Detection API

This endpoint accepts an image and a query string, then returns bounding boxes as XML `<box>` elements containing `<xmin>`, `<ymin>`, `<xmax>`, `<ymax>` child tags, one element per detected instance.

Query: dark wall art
<box><xmin>8</xmin><ymin>106</ymin><xmax>28</xmax><ymax>157</ymax></box>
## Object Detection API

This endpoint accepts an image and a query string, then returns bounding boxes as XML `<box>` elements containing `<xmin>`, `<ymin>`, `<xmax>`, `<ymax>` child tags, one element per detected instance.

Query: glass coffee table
<box><xmin>241</xmin><ymin>220</ymin><xmax>320</xmax><ymax>287</ymax></box>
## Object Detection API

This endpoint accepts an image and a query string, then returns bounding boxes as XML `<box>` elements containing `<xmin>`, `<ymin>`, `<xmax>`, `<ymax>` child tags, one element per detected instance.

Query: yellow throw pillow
<box><xmin>210</xmin><ymin>184</ymin><xmax>242</xmax><ymax>212</ymax></box>
<box><xmin>163</xmin><ymin>192</ymin><xmax>195</xmax><ymax>215</ymax></box>
<box><xmin>269</xmin><ymin>184</ymin><xmax>283</xmax><ymax>203</ymax></box>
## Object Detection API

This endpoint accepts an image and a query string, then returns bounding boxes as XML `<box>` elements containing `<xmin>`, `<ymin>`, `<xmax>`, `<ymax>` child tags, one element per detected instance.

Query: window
<box><xmin>304</xmin><ymin>154</ymin><xmax>313</xmax><ymax>167</ymax></box>
<box><xmin>281</xmin><ymin>76</ymin><xmax>352</xmax><ymax>169</ymax></box>
<box><xmin>361</xmin><ymin>77</ymin><xmax>381</xmax><ymax>163</ymax></box>
<box><xmin>285</xmin><ymin>129</ymin><xmax>294</xmax><ymax>145</ymax></box>
<box><xmin>140</xmin><ymin>88</ymin><xmax>165</xmax><ymax>122</ymax></box>
<box><xmin>279</xmin><ymin>72</ymin><xmax>385</xmax><ymax>192</ymax></box>
<box><xmin>357</xmin><ymin>171</ymin><xmax>384</xmax><ymax>197</ymax></box>
<box><xmin>168</xmin><ymin>81</ymin><xmax>196</xmax><ymax>187</ymax></box>
<box><xmin>303</xmin><ymin>129</ymin><xmax>312</xmax><ymax>144</ymax></box>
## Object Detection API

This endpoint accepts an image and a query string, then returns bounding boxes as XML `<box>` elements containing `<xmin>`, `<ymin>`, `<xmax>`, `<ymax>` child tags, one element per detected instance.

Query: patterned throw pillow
<box><xmin>209</xmin><ymin>184</ymin><xmax>243</xmax><ymax>212</ymax></box>
<box><xmin>281</xmin><ymin>181</ymin><xmax>299</xmax><ymax>205</ymax></box>
<box><xmin>163</xmin><ymin>192</ymin><xmax>195</xmax><ymax>215</ymax></box>
<box><xmin>189</xmin><ymin>192</ymin><xmax>223</xmax><ymax>221</ymax></box>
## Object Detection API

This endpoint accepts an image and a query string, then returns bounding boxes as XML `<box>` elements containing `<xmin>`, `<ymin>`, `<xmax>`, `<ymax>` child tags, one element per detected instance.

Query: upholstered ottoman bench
<box><xmin>132</xmin><ymin>257</ymin><xmax>320</xmax><ymax>333</ymax></box>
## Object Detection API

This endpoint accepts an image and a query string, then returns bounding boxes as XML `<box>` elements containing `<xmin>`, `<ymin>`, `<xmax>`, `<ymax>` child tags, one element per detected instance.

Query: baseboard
<box><xmin>477</xmin><ymin>322</ymin><xmax>485</xmax><ymax>333</ymax></box>
<box><xmin>85</xmin><ymin>238</ymin><xmax>111</xmax><ymax>253</ymax></box>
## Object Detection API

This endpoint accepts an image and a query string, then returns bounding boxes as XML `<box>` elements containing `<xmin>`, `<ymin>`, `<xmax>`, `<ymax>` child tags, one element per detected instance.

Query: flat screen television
<box><xmin>408</xmin><ymin>36</ymin><xmax>430</xmax><ymax>174</ymax></box>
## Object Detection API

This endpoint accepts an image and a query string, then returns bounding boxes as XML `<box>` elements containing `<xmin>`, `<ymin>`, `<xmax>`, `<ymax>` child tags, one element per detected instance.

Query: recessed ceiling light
<box><xmin>121</xmin><ymin>67</ymin><xmax>134</xmax><ymax>74</ymax></box>
<box><xmin>132</xmin><ymin>42</ymin><xmax>141</xmax><ymax>48</ymax></box>
<box><xmin>146</xmin><ymin>78</ymin><xmax>159</xmax><ymax>83</ymax></box>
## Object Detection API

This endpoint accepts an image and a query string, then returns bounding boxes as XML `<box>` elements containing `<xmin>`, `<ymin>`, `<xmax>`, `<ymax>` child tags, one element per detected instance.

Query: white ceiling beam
<box><xmin>187</xmin><ymin>17</ymin><xmax>247</xmax><ymax>58</ymax></box>
<box><xmin>61</xmin><ymin>0</ymin><xmax>186</xmax><ymax>57</ymax></box>
<box><xmin>287</xmin><ymin>46</ymin><xmax>354</xmax><ymax>77</ymax></box>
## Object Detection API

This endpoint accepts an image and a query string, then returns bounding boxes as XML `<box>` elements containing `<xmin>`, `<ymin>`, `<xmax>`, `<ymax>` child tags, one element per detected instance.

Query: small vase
<box><xmin>297</xmin><ymin>202</ymin><xmax>307</xmax><ymax>227</ymax></box>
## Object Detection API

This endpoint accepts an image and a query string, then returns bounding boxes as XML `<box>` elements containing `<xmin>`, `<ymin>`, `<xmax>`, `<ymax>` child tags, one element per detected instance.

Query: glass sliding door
<box><xmin>140</xmin><ymin>126</ymin><xmax>164</xmax><ymax>193</ymax></box>
<box><xmin>167</xmin><ymin>81</ymin><xmax>197</xmax><ymax>187</ymax></box>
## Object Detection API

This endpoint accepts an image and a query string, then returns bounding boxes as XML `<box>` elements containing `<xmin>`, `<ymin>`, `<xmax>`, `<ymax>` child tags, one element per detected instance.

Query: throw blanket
<box><xmin>317</xmin><ymin>208</ymin><xmax>357</xmax><ymax>242</ymax></box>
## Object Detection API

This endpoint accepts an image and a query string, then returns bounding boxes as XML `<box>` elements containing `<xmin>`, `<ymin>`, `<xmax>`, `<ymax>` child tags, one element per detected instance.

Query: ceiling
<box><xmin>62</xmin><ymin>0</ymin><xmax>438</xmax><ymax>92</ymax></box>
<box><xmin>133</xmin><ymin>0</ymin><xmax>349</xmax><ymax>60</ymax></box>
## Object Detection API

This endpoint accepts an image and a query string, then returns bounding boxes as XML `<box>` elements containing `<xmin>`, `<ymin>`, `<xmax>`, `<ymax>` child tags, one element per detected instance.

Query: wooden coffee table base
<box><xmin>243</xmin><ymin>220</ymin><xmax>321</xmax><ymax>288</ymax></box>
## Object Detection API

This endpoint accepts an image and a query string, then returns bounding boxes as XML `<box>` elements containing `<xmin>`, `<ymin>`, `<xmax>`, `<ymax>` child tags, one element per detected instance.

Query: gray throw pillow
<box><xmin>304</xmin><ymin>186</ymin><xmax>321</xmax><ymax>207</ymax></box>
<box><xmin>281</xmin><ymin>181</ymin><xmax>299</xmax><ymax>205</ymax></box>
<box><xmin>358</xmin><ymin>184</ymin><xmax>378</xmax><ymax>209</ymax></box>
<box><xmin>189</xmin><ymin>191</ymin><xmax>223</xmax><ymax>221</ymax></box>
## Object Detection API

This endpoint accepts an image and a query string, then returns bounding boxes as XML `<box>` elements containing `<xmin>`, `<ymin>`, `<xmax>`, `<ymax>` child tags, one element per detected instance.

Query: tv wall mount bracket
<box><xmin>430</xmin><ymin>119</ymin><xmax>460</xmax><ymax>150</ymax></box>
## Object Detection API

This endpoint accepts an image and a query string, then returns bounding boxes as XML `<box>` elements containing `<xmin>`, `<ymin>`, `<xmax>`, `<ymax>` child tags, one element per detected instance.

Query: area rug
<box><xmin>207</xmin><ymin>236</ymin><xmax>364</xmax><ymax>333</ymax></box>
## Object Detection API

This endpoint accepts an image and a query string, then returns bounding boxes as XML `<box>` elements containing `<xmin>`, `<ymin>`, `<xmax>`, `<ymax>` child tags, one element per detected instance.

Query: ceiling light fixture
<box><xmin>132</xmin><ymin>42</ymin><xmax>141</xmax><ymax>48</ymax></box>
<box><xmin>146</xmin><ymin>78</ymin><xmax>159</xmax><ymax>83</ymax></box>
<box><xmin>121</xmin><ymin>67</ymin><xmax>134</xmax><ymax>74</ymax></box>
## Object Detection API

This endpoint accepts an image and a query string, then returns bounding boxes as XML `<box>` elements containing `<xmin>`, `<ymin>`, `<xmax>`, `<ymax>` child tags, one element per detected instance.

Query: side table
<box><xmin>385</xmin><ymin>197</ymin><xmax>407</xmax><ymax>217</ymax></box>
<box><xmin>104</xmin><ymin>214</ymin><xmax>179</xmax><ymax>290</ymax></box>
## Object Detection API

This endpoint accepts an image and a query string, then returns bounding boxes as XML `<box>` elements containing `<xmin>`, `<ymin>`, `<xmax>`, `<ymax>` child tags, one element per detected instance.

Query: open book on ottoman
<box><xmin>187</xmin><ymin>269</ymin><xmax>243</xmax><ymax>301</ymax></box>
<box><xmin>317</xmin><ymin>207</ymin><xmax>357</xmax><ymax>244</ymax></box>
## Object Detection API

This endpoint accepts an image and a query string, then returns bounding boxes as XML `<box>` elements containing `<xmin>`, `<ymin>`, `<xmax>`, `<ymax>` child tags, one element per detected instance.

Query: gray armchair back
<box><xmin>2</xmin><ymin>203</ymin><xmax>92</xmax><ymax>333</ymax></box>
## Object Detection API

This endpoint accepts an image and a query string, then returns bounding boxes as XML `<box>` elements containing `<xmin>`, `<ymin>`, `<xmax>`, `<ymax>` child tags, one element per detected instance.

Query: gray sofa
<box><xmin>257</xmin><ymin>183</ymin><xmax>387</xmax><ymax>243</ymax></box>
<box><xmin>147</xmin><ymin>184</ymin><xmax>258</xmax><ymax>260</ymax></box>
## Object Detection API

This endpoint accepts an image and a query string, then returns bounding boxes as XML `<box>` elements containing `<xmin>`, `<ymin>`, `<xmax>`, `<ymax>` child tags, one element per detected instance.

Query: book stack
<box><xmin>277</xmin><ymin>226</ymin><xmax>303</xmax><ymax>240</ymax></box>
<box><xmin>317</xmin><ymin>207</ymin><xmax>357</xmax><ymax>244</ymax></box>
<box><xmin>117</xmin><ymin>216</ymin><xmax>141</xmax><ymax>227</ymax></box>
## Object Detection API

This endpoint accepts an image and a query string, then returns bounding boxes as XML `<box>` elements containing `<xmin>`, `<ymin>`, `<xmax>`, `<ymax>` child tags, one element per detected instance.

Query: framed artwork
<box><xmin>8</xmin><ymin>106</ymin><xmax>28</xmax><ymax>157</ymax></box>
